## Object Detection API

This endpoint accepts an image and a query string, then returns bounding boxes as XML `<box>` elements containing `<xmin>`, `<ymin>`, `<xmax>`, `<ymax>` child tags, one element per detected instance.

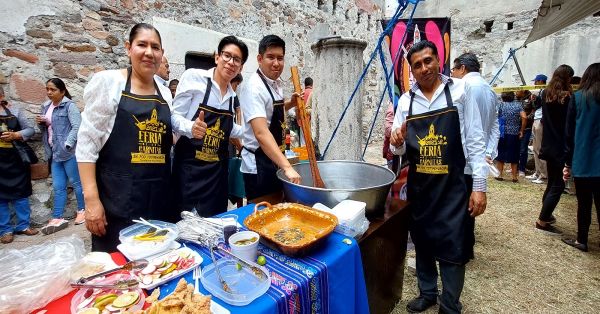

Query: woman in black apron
<box><xmin>77</xmin><ymin>23</ymin><xmax>173</xmax><ymax>252</ymax></box>
<box><xmin>243</xmin><ymin>70</ymin><xmax>286</xmax><ymax>199</ymax></box>
<box><xmin>0</xmin><ymin>98</ymin><xmax>38</xmax><ymax>244</ymax></box>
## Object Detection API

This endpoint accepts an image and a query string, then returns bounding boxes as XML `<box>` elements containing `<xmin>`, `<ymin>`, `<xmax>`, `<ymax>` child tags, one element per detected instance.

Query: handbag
<box><xmin>13</xmin><ymin>140</ymin><xmax>39</xmax><ymax>164</ymax></box>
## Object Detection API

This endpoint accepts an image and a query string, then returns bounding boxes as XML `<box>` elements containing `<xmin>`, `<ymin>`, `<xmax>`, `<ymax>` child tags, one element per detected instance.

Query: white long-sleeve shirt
<box><xmin>171</xmin><ymin>67</ymin><xmax>242</xmax><ymax>140</ymax></box>
<box><xmin>390</xmin><ymin>75</ymin><xmax>488</xmax><ymax>192</ymax></box>
<box><xmin>463</xmin><ymin>72</ymin><xmax>500</xmax><ymax>160</ymax></box>
<box><xmin>76</xmin><ymin>70</ymin><xmax>173</xmax><ymax>162</ymax></box>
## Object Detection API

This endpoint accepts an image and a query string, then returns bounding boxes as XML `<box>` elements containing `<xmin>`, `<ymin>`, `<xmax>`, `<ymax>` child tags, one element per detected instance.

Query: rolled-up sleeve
<box><xmin>76</xmin><ymin>72</ymin><xmax>119</xmax><ymax>162</ymax></box>
<box><xmin>171</xmin><ymin>70</ymin><xmax>203</xmax><ymax>138</ymax></box>
<box><xmin>389</xmin><ymin>94</ymin><xmax>408</xmax><ymax>156</ymax></box>
<box><xmin>463</xmin><ymin>85</ymin><xmax>488</xmax><ymax>192</ymax></box>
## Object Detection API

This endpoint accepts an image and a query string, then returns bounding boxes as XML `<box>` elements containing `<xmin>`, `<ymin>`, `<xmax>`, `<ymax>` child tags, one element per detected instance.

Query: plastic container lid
<box><xmin>118</xmin><ymin>220</ymin><xmax>179</xmax><ymax>258</ymax></box>
<box><xmin>331</xmin><ymin>200</ymin><xmax>366</xmax><ymax>225</ymax></box>
<box><xmin>201</xmin><ymin>258</ymin><xmax>270</xmax><ymax>306</ymax></box>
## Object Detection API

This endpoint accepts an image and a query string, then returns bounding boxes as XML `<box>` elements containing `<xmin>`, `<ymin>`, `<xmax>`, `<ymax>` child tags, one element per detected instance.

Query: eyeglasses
<box><xmin>220</xmin><ymin>52</ymin><xmax>243</xmax><ymax>66</ymax></box>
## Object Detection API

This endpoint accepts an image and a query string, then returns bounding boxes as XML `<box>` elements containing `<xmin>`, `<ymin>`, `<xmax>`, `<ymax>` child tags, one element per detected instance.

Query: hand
<box><xmin>84</xmin><ymin>195</ymin><xmax>107</xmax><ymax>237</ymax></box>
<box><xmin>35</xmin><ymin>115</ymin><xmax>46</xmax><ymax>125</ymax></box>
<box><xmin>468</xmin><ymin>191</ymin><xmax>487</xmax><ymax>217</ymax></box>
<box><xmin>563</xmin><ymin>167</ymin><xmax>571</xmax><ymax>181</ymax></box>
<box><xmin>229</xmin><ymin>137</ymin><xmax>242</xmax><ymax>152</ymax></box>
<box><xmin>519</xmin><ymin>131</ymin><xmax>524</xmax><ymax>139</ymax></box>
<box><xmin>283</xmin><ymin>166</ymin><xmax>301</xmax><ymax>184</ymax></box>
<box><xmin>290</xmin><ymin>91</ymin><xmax>304</xmax><ymax>107</ymax></box>
<box><xmin>0</xmin><ymin>131</ymin><xmax>21</xmax><ymax>141</ymax></box>
<box><xmin>390</xmin><ymin>121</ymin><xmax>407</xmax><ymax>147</ymax></box>
<box><xmin>192</xmin><ymin>111</ymin><xmax>207</xmax><ymax>139</ymax></box>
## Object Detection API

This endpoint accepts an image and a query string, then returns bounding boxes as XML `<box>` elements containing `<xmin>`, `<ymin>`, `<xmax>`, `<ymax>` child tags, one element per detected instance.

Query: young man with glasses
<box><xmin>239</xmin><ymin>35</ymin><xmax>302</xmax><ymax>203</ymax></box>
<box><xmin>171</xmin><ymin>35</ymin><xmax>249</xmax><ymax>218</ymax></box>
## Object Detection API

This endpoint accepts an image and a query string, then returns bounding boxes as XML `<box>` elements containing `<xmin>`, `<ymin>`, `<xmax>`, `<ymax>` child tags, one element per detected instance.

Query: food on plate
<box><xmin>233</xmin><ymin>237</ymin><xmax>258</xmax><ymax>246</ymax></box>
<box><xmin>256</xmin><ymin>255</ymin><xmax>267</xmax><ymax>266</ymax></box>
<box><xmin>131</xmin><ymin>278</ymin><xmax>211</xmax><ymax>314</ymax></box>
<box><xmin>133</xmin><ymin>228</ymin><xmax>170</xmax><ymax>242</ymax></box>
<box><xmin>136</xmin><ymin>249</ymin><xmax>196</xmax><ymax>286</ymax></box>
<box><xmin>112</xmin><ymin>292</ymin><xmax>140</xmax><ymax>308</ymax></box>
<box><xmin>77</xmin><ymin>308</ymin><xmax>100</xmax><ymax>314</ymax></box>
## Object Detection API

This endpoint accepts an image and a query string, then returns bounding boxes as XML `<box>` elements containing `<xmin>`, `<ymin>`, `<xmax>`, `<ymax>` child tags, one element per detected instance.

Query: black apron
<box><xmin>405</xmin><ymin>84</ymin><xmax>473</xmax><ymax>265</ymax></box>
<box><xmin>93</xmin><ymin>68</ymin><xmax>173</xmax><ymax>252</ymax></box>
<box><xmin>173</xmin><ymin>78</ymin><xmax>234</xmax><ymax>217</ymax></box>
<box><xmin>0</xmin><ymin>106</ymin><xmax>32</xmax><ymax>200</ymax></box>
<box><xmin>243</xmin><ymin>70</ymin><xmax>286</xmax><ymax>197</ymax></box>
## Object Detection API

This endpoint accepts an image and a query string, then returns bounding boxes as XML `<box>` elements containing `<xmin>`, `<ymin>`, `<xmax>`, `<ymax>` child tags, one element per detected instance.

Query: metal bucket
<box><xmin>276</xmin><ymin>160</ymin><xmax>396</xmax><ymax>217</ymax></box>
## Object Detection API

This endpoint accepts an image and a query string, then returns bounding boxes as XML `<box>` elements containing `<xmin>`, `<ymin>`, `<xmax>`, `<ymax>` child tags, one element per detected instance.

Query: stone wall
<box><xmin>1</xmin><ymin>0</ymin><xmax>391</xmax><ymax>222</ymax></box>
<box><xmin>392</xmin><ymin>0</ymin><xmax>600</xmax><ymax>84</ymax></box>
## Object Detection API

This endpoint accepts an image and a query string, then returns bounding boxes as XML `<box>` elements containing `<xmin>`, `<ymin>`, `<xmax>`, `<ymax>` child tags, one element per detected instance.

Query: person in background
<box><xmin>390</xmin><ymin>41</ymin><xmax>487</xmax><ymax>314</ymax></box>
<box><xmin>239</xmin><ymin>35</ymin><xmax>302</xmax><ymax>202</ymax></box>
<box><xmin>535</xmin><ymin>64</ymin><xmax>574</xmax><ymax>233</ymax></box>
<box><xmin>77</xmin><ymin>23</ymin><xmax>174</xmax><ymax>252</ymax></box>
<box><xmin>495</xmin><ymin>92</ymin><xmax>525</xmax><ymax>183</ymax></box>
<box><xmin>228</xmin><ymin>73</ymin><xmax>245</xmax><ymax>208</ymax></box>
<box><xmin>37</xmin><ymin>78</ymin><xmax>85</xmax><ymax>235</ymax></box>
<box><xmin>168</xmin><ymin>79</ymin><xmax>179</xmax><ymax>99</ymax></box>
<box><xmin>517</xmin><ymin>90</ymin><xmax>534</xmax><ymax>177</ymax></box>
<box><xmin>155</xmin><ymin>56</ymin><xmax>170</xmax><ymax>87</ymax></box>
<box><xmin>563</xmin><ymin>76</ymin><xmax>581</xmax><ymax>195</ymax></box>
<box><xmin>171</xmin><ymin>36</ymin><xmax>248</xmax><ymax>217</ymax></box>
<box><xmin>526</xmin><ymin>74</ymin><xmax>548</xmax><ymax>184</ymax></box>
<box><xmin>562</xmin><ymin>63</ymin><xmax>600</xmax><ymax>252</ymax></box>
<box><xmin>451</xmin><ymin>53</ymin><xmax>500</xmax><ymax>167</ymax></box>
<box><xmin>0</xmin><ymin>86</ymin><xmax>39</xmax><ymax>244</ymax></box>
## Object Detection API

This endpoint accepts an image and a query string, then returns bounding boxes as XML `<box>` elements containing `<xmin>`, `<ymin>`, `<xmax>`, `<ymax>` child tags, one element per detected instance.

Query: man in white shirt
<box><xmin>239</xmin><ymin>35</ymin><xmax>301</xmax><ymax>202</ymax></box>
<box><xmin>155</xmin><ymin>56</ymin><xmax>170</xmax><ymax>87</ymax></box>
<box><xmin>390</xmin><ymin>41</ymin><xmax>487</xmax><ymax>314</ymax></box>
<box><xmin>171</xmin><ymin>36</ymin><xmax>248</xmax><ymax>217</ymax></box>
<box><xmin>451</xmin><ymin>52</ymin><xmax>500</xmax><ymax>163</ymax></box>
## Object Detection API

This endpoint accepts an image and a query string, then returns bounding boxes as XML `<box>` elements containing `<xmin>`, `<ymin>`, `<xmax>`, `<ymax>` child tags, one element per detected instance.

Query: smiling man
<box><xmin>171</xmin><ymin>35</ymin><xmax>248</xmax><ymax>218</ymax></box>
<box><xmin>239</xmin><ymin>35</ymin><xmax>302</xmax><ymax>202</ymax></box>
<box><xmin>390</xmin><ymin>41</ymin><xmax>487</xmax><ymax>314</ymax></box>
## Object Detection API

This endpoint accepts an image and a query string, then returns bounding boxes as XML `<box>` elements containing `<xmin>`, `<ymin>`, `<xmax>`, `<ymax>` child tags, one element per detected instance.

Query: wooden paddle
<box><xmin>290</xmin><ymin>66</ymin><xmax>325</xmax><ymax>188</ymax></box>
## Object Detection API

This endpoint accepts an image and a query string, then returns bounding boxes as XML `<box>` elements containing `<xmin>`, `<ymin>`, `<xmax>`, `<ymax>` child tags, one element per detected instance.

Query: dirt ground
<box><xmin>3</xmin><ymin>142</ymin><xmax>599</xmax><ymax>313</ymax></box>
<box><xmin>392</xmin><ymin>176</ymin><xmax>600</xmax><ymax>313</ymax></box>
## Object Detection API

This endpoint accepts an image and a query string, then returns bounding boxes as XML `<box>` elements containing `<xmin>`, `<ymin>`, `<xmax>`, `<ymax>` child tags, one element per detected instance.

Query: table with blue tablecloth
<box><xmin>157</xmin><ymin>204</ymin><xmax>370</xmax><ymax>314</ymax></box>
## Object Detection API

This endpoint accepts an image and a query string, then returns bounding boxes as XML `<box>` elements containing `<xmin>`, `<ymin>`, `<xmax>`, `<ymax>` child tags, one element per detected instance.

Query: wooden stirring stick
<box><xmin>290</xmin><ymin>66</ymin><xmax>325</xmax><ymax>188</ymax></box>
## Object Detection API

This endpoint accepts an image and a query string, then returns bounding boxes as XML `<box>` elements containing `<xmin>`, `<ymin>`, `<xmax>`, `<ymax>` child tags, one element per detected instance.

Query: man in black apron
<box><xmin>390</xmin><ymin>41</ymin><xmax>488</xmax><ymax>314</ymax></box>
<box><xmin>94</xmin><ymin>68</ymin><xmax>173</xmax><ymax>252</ymax></box>
<box><xmin>240</xmin><ymin>35</ymin><xmax>301</xmax><ymax>202</ymax></box>
<box><xmin>171</xmin><ymin>36</ymin><xmax>248</xmax><ymax>217</ymax></box>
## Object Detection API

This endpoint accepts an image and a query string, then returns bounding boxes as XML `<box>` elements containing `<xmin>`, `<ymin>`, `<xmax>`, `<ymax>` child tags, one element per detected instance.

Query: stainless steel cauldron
<box><xmin>276</xmin><ymin>160</ymin><xmax>396</xmax><ymax>217</ymax></box>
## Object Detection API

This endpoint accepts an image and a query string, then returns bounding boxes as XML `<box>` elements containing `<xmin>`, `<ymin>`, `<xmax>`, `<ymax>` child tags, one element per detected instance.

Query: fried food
<box><xmin>126</xmin><ymin>278</ymin><xmax>211</xmax><ymax>314</ymax></box>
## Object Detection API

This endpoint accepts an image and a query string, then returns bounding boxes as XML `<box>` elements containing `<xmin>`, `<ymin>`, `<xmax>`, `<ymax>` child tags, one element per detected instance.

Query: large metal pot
<box><xmin>277</xmin><ymin>160</ymin><xmax>396</xmax><ymax>217</ymax></box>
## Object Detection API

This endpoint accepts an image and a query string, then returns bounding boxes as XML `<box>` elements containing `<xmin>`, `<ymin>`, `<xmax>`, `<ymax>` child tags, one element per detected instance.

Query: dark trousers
<box><xmin>518</xmin><ymin>128</ymin><xmax>532</xmax><ymax>172</ymax></box>
<box><xmin>415</xmin><ymin>246</ymin><xmax>465</xmax><ymax>314</ymax></box>
<box><xmin>574</xmin><ymin>177</ymin><xmax>600</xmax><ymax>245</ymax></box>
<box><xmin>243</xmin><ymin>173</ymin><xmax>259</xmax><ymax>201</ymax></box>
<box><xmin>538</xmin><ymin>160</ymin><xmax>565</xmax><ymax>221</ymax></box>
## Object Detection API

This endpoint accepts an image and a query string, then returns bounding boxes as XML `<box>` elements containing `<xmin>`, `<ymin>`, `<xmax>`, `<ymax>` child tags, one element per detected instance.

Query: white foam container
<box><xmin>228</xmin><ymin>231</ymin><xmax>260</xmax><ymax>263</ymax></box>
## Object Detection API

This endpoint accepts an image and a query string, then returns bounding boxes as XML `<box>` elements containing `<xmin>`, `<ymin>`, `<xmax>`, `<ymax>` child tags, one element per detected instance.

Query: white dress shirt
<box><xmin>77</xmin><ymin>70</ymin><xmax>173</xmax><ymax>162</ymax></box>
<box><xmin>239</xmin><ymin>69</ymin><xmax>284</xmax><ymax>174</ymax></box>
<box><xmin>171</xmin><ymin>68</ymin><xmax>242</xmax><ymax>140</ymax></box>
<box><xmin>154</xmin><ymin>75</ymin><xmax>167</xmax><ymax>87</ymax></box>
<box><xmin>463</xmin><ymin>72</ymin><xmax>500</xmax><ymax>159</ymax></box>
<box><xmin>390</xmin><ymin>75</ymin><xmax>488</xmax><ymax>192</ymax></box>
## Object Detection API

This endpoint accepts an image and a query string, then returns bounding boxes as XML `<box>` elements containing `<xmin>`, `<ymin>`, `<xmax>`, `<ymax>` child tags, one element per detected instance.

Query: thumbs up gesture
<box><xmin>192</xmin><ymin>111</ymin><xmax>207</xmax><ymax>139</ymax></box>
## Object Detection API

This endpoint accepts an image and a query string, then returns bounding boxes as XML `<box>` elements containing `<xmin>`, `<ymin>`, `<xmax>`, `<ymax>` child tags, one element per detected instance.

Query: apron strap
<box><xmin>123</xmin><ymin>67</ymin><xmax>165</xmax><ymax>101</ymax></box>
<box><xmin>1</xmin><ymin>103</ymin><xmax>12</xmax><ymax>116</ymax></box>
<box><xmin>257</xmin><ymin>69</ymin><xmax>277</xmax><ymax>102</ymax></box>
<box><xmin>408</xmin><ymin>91</ymin><xmax>415</xmax><ymax>116</ymax></box>
<box><xmin>242</xmin><ymin>146</ymin><xmax>256</xmax><ymax>154</ymax></box>
<box><xmin>443</xmin><ymin>84</ymin><xmax>453</xmax><ymax>108</ymax></box>
<box><xmin>192</xmin><ymin>78</ymin><xmax>213</xmax><ymax>120</ymax></box>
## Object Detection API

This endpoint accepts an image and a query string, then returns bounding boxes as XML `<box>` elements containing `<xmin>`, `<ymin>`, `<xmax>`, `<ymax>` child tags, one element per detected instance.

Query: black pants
<box><xmin>574</xmin><ymin>177</ymin><xmax>600</xmax><ymax>245</ymax></box>
<box><xmin>538</xmin><ymin>160</ymin><xmax>565</xmax><ymax>221</ymax></box>
<box><xmin>415</xmin><ymin>245</ymin><xmax>465</xmax><ymax>314</ymax></box>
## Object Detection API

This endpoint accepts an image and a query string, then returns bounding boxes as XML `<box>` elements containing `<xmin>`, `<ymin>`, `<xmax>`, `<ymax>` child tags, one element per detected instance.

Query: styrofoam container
<box><xmin>331</xmin><ymin>200</ymin><xmax>366</xmax><ymax>226</ymax></box>
<box><xmin>118</xmin><ymin>220</ymin><xmax>179</xmax><ymax>258</ymax></box>
<box><xmin>228</xmin><ymin>231</ymin><xmax>259</xmax><ymax>263</ymax></box>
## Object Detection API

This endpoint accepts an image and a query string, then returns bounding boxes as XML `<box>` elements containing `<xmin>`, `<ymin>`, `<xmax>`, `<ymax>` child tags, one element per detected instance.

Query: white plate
<box><xmin>135</xmin><ymin>247</ymin><xmax>203</xmax><ymax>290</ymax></box>
<box><xmin>117</xmin><ymin>241</ymin><xmax>181</xmax><ymax>261</ymax></box>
